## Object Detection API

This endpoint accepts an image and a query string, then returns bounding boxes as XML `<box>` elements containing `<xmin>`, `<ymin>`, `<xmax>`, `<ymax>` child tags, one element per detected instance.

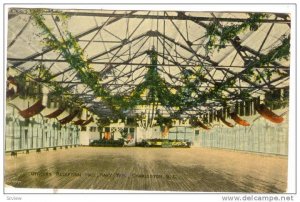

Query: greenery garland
<box><xmin>205</xmin><ymin>13</ymin><xmax>268</xmax><ymax>53</ymax></box>
<box><xmin>30</xmin><ymin>9</ymin><xmax>290</xmax><ymax>120</ymax></box>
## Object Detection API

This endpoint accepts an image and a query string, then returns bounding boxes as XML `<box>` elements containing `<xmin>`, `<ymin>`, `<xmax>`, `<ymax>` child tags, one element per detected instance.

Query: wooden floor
<box><xmin>5</xmin><ymin>147</ymin><xmax>287</xmax><ymax>192</ymax></box>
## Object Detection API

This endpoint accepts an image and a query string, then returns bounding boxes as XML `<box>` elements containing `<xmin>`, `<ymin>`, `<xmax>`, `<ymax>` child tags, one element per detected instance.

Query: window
<box><xmin>195</xmin><ymin>130</ymin><xmax>200</xmax><ymax>135</ymax></box>
<box><xmin>89</xmin><ymin>127</ymin><xmax>97</xmax><ymax>132</ymax></box>
<box><xmin>81</xmin><ymin>126</ymin><xmax>86</xmax><ymax>131</ymax></box>
<box><xmin>129</xmin><ymin>128</ymin><xmax>135</xmax><ymax>133</ymax></box>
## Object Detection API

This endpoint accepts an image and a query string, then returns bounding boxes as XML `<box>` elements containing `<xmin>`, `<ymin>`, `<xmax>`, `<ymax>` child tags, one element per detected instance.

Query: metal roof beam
<box><xmin>11</xmin><ymin>11</ymin><xmax>137</xmax><ymax>68</ymax></box>
<box><xmin>10</xmin><ymin>9</ymin><xmax>290</xmax><ymax>24</ymax></box>
<box><xmin>7</xmin><ymin>57</ymin><xmax>289</xmax><ymax>70</ymax></box>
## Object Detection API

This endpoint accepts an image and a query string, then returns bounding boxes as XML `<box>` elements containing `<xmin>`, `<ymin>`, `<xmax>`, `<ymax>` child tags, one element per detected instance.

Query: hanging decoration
<box><xmin>155</xmin><ymin>113</ymin><xmax>173</xmax><ymax>129</ymax></box>
<box><xmin>30</xmin><ymin>9</ymin><xmax>290</xmax><ymax>124</ymax></box>
<box><xmin>44</xmin><ymin>108</ymin><xmax>65</xmax><ymax>118</ymax></box>
<box><xmin>230</xmin><ymin>112</ymin><xmax>250</xmax><ymax>126</ymax></box>
<box><xmin>73</xmin><ymin>119</ymin><xmax>85</xmax><ymax>126</ymax></box>
<box><xmin>82</xmin><ymin>117</ymin><xmax>94</xmax><ymax>126</ymax></box>
<box><xmin>6</xmin><ymin>76</ymin><xmax>18</xmax><ymax>99</ymax></box>
<box><xmin>205</xmin><ymin>13</ymin><xmax>268</xmax><ymax>53</ymax></box>
<box><xmin>219</xmin><ymin>117</ymin><xmax>234</xmax><ymax>128</ymax></box>
<box><xmin>59</xmin><ymin>110</ymin><xmax>80</xmax><ymax>124</ymax></box>
<box><xmin>190</xmin><ymin>117</ymin><xmax>210</xmax><ymax>130</ymax></box>
<box><xmin>19</xmin><ymin>99</ymin><xmax>45</xmax><ymax>118</ymax></box>
<box><xmin>255</xmin><ymin>104</ymin><xmax>284</xmax><ymax>123</ymax></box>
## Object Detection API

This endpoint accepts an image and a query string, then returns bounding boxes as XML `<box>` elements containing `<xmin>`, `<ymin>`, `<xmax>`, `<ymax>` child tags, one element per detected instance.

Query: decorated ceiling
<box><xmin>6</xmin><ymin>8</ymin><xmax>290</xmax><ymax>126</ymax></box>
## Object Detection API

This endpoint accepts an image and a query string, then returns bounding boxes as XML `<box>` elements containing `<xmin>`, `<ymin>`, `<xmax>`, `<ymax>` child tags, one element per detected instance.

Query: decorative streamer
<box><xmin>74</xmin><ymin>119</ymin><xmax>85</xmax><ymax>126</ymax></box>
<box><xmin>198</xmin><ymin>120</ymin><xmax>210</xmax><ymax>130</ymax></box>
<box><xmin>230</xmin><ymin>112</ymin><xmax>250</xmax><ymax>126</ymax></box>
<box><xmin>44</xmin><ymin>108</ymin><xmax>64</xmax><ymax>118</ymax></box>
<box><xmin>6</xmin><ymin>88</ymin><xmax>16</xmax><ymax>99</ymax></box>
<box><xmin>19</xmin><ymin>99</ymin><xmax>45</xmax><ymax>118</ymax></box>
<box><xmin>6</xmin><ymin>76</ymin><xmax>18</xmax><ymax>99</ymax></box>
<box><xmin>190</xmin><ymin>118</ymin><xmax>210</xmax><ymax>130</ymax></box>
<box><xmin>82</xmin><ymin>117</ymin><xmax>94</xmax><ymax>126</ymax></box>
<box><xmin>219</xmin><ymin>117</ymin><xmax>234</xmax><ymax>127</ymax></box>
<box><xmin>255</xmin><ymin>104</ymin><xmax>284</xmax><ymax>123</ymax></box>
<box><xmin>59</xmin><ymin>110</ymin><xmax>80</xmax><ymax>124</ymax></box>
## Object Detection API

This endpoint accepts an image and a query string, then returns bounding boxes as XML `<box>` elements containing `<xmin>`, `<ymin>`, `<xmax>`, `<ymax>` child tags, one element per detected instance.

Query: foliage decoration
<box><xmin>30</xmin><ymin>9</ymin><xmax>290</xmax><ymax>121</ymax></box>
<box><xmin>205</xmin><ymin>13</ymin><xmax>268</xmax><ymax>53</ymax></box>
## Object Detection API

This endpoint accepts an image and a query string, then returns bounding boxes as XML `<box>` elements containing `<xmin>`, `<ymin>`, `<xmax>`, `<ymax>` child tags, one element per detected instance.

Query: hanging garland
<box><xmin>154</xmin><ymin>110</ymin><xmax>174</xmax><ymax>131</ymax></box>
<box><xmin>205</xmin><ymin>13</ymin><xmax>268</xmax><ymax>53</ymax></box>
<box><xmin>30</xmin><ymin>9</ymin><xmax>290</xmax><ymax>122</ymax></box>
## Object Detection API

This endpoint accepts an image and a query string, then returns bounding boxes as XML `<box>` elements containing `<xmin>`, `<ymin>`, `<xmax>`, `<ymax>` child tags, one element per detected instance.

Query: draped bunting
<box><xmin>7</xmin><ymin>76</ymin><xmax>17</xmax><ymax>85</ymax></box>
<box><xmin>198</xmin><ymin>120</ymin><xmax>210</xmax><ymax>130</ymax></box>
<box><xmin>6</xmin><ymin>76</ymin><xmax>18</xmax><ymax>99</ymax></box>
<box><xmin>6</xmin><ymin>88</ymin><xmax>16</xmax><ymax>99</ymax></box>
<box><xmin>190</xmin><ymin>118</ymin><xmax>210</xmax><ymax>130</ymax></box>
<box><xmin>82</xmin><ymin>117</ymin><xmax>94</xmax><ymax>126</ymax></box>
<box><xmin>19</xmin><ymin>99</ymin><xmax>45</xmax><ymax>118</ymax></box>
<box><xmin>44</xmin><ymin>108</ymin><xmax>64</xmax><ymax>118</ymax></box>
<box><xmin>256</xmin><ymin>104</ymin><xmax>284</xmax><ymax>123</ymax></box>
<box><xmin>219</xmin><ymin>117</ymin><xmax>234</xmax><ymax>127</ymax></box>
<box><xmin>59</xmin><ymin>110</ymin><xmax>80</xmax><ymax>124</ymax></box>
<box><xmin>74</xmin><ymin>119</ymin><xmax>85</xmax><ymax>126</ymax></box>
<box><xmin>230</xmin><ymin>113</ymin><xmax>250</xmax><ymax>126</ymax></box>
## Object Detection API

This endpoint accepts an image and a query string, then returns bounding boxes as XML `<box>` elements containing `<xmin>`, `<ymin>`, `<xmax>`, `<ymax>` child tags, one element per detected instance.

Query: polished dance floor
<box><xmin>5</xmin><ymin>147</ymin><xmax>287</xmax><ymax>192</ymax></box>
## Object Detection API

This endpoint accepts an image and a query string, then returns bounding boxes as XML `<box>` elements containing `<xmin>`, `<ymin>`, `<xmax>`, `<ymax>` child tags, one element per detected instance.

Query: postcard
<box><xmin>3</xmin><ymin>3</ymin><xmax>296</xmax><ymax>199</ymax></box>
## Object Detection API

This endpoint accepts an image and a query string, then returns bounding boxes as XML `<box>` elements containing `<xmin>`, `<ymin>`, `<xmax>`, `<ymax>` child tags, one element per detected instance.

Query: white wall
<box><xmin>136</xmin><ymin>126</ymin><xmax>161</xmax><ymax>142</ymax></box>
<box><xmin>79</xmin><ymin>122</ymin><xmax>100</xmax><ymax>145</ymax></box>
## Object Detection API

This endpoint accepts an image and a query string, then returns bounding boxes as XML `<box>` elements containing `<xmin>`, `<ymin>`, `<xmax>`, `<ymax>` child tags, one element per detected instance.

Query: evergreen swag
<box><xmin>205</xmin><ymin>13</ymin><xmax>268</xmax><ymax>52</ymax></box>
<box><xmin>31</xmin><ymin>9</ymin><xmax>290</xmax><ymax>118</ymax></box>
